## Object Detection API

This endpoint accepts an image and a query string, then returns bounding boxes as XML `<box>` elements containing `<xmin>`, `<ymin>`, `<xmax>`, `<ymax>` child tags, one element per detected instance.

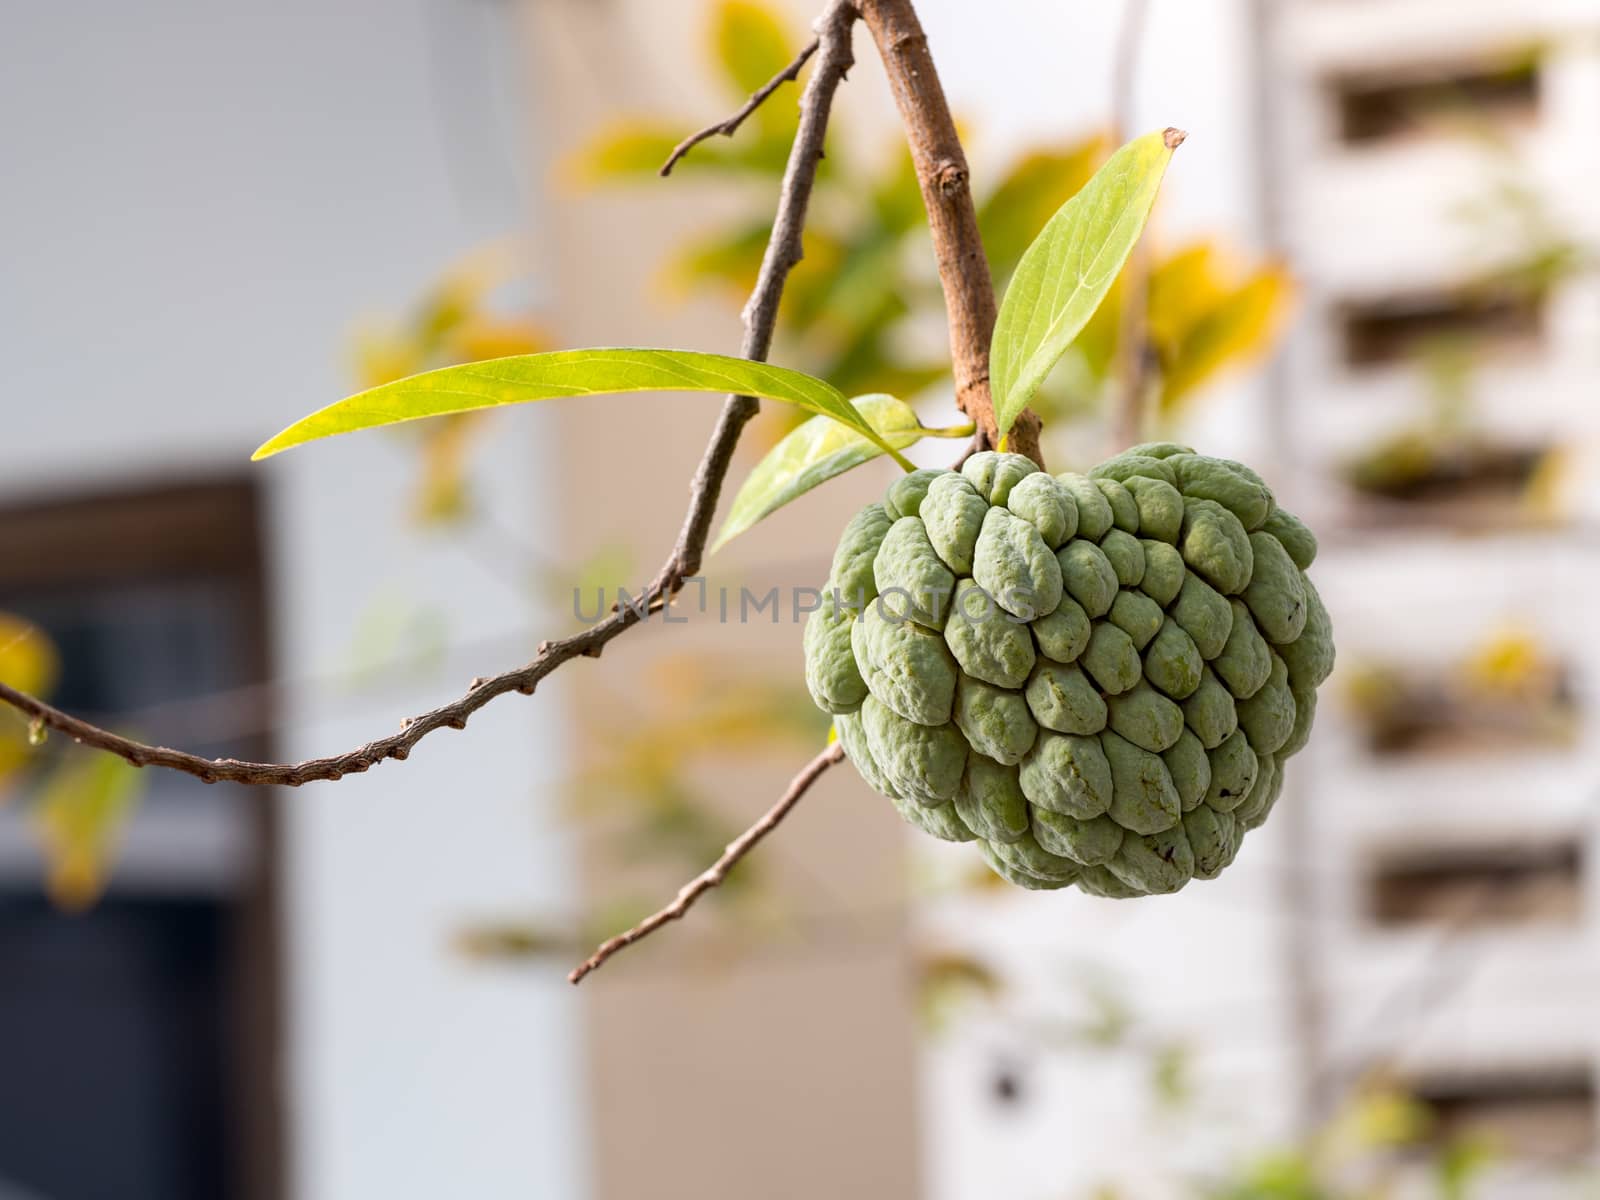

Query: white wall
<box><xmin>0</xmin><ymin>3</ymin><xmax>586</xmax><ymax>1198</ymax></box>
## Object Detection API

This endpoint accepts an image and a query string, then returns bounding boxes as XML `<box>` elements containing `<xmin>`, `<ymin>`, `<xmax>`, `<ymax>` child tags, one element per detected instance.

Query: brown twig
<box><xmin>0</xmin><ymin>0</ymin><xmax>862</xmax><ymax>788</ymax></box>
<box><xmin>660</xmin><ymin>36</ymin><xmax>822</xmax><ymax>176</ymax></box>
<box><xmin>568</xmin><ymin>741</ymin><xmax>844</xmax><ymax>984</ymax></box>
<box><xmin>855</xmin><ymin>0</ymin><xmax>1043</xmax><ymax>467</ymax></box>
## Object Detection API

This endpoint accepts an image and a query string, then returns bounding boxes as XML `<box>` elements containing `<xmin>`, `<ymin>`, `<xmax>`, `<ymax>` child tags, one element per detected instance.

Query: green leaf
<box><xmin>253</xmin><ymin>348</ymin><xmax>915</xmax><ymax>469</ymax></box>
<box><xmin>713</xmin><ymin>395</ymin><xmax>963</xmax><ymax>553</ymax></box>
<box><xmin>989</xmin><ymin>128</ymin><xmax>1183</xmax><ymax>444</ymax></box>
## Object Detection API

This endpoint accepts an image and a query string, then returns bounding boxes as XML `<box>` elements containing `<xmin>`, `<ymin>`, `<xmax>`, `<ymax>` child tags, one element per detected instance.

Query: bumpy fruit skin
<box><xmin>806</xmin><ymin>447</ymin><xmax>1334</xmax><ymax>895</ymax></box>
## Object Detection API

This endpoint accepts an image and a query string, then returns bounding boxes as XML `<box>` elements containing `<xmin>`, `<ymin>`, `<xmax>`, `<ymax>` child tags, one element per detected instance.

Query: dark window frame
<box><xmin>0</xmin><ymin>475</ymin><xmax>284</xmax><ymax>1200</ymax></box>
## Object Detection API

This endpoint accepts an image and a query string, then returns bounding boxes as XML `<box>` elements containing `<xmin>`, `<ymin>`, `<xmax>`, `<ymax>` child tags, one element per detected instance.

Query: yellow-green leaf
<box><xmin>713</xmin><ymin>394</ymin><xmax>933</xmax><ymax>553</ymax></box>
<box><xmin>568</xmin><ymin>123</ymin><xmax>686</xmax><ymax>182</ymax></box>
<box><xmin>713</xmin><ymin>0</ymin><xmax>798</xmax><ymax>97</ymax></box>
<box><xmin>253</xmin><ymin>348</ymin><xmax>914</xmax><ymax>469</ymax></box>
<box><xmin>990</xmin><ymin>128</ymin><xmax>1183</xmax><ymax>443</ymax></box>
<box><xmin>32</xmin><ymin>753</ymin><xmax>142</xmax><ymax>910</ymax></box>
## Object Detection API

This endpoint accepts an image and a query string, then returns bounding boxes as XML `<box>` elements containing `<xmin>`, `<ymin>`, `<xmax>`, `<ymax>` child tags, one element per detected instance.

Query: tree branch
<box><xmin>567</xmin><ymin>741</ymin><xmax>844</xmax><ymax>984</ymax></box>
<box><xmin>855</xmin><ymin>0</ymin><xmax>1044</xmax><ymax>466</ymax></box>
<box><xmin>659</xmin><ymin>36</ymin><xmax>821</xmax><ymax>177</ymax></box>
<box><xmin>572</xmin><ymin>0</ymin><xmax>1044</xmax><ymax>978</ymax></box>
<box><xmin>0</xmin><ymin>0</ymin><xmax>862</xmax><ymax>788</ymax></box>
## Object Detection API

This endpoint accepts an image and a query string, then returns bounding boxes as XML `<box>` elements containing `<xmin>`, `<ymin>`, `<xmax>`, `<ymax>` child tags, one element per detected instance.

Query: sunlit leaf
<box><xmin>254</xmin><ymin>348</ymin><xmax>914</xmax><ymax>469</ymax></box>
<box><xmin>990</xmin><ymin>128</ymin><xmax>1183</xmax><ymax>443</ymax></box>
<box><xmin>31</xmin><ymin>754</ymin><xmax>142</xmax><ymax>910</ymax></box>
<box><xmin>713</xmin><ymin>394</ymin><xmax>933</xmax><ymax>552</ymax></box>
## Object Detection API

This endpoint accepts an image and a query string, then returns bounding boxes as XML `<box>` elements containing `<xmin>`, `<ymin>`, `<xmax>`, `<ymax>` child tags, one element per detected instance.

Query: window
<box><xmin>1411</xmin><ymin>1065</ymin><xmax>1596</xmax><ymax>1159</ymax></box>
<box><xmin>1368</xmin><ymin>840</ymin><xmax>1583</xmax><ymax>928</ymax></box>
<box><xmin>0</xmin><ymin>478</ymin><xmax>282</xmax><ymax>1200</ymax></box>
<box><xmin>1339</xmin><ymin>290</ymin><xmax>1543</xmax><ymax>369</ymax></box>
<box><xmin>1331</xmin><ymin>52</ymin><xmax>1540</xmax><ymax>147</ymax></box>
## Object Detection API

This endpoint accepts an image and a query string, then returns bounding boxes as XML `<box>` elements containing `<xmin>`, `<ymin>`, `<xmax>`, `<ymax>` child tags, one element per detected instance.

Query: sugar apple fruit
<box><xmin>804</xmin><ymin>445</ymin><xmax>1334</xmax><ymax>897</ymax></box>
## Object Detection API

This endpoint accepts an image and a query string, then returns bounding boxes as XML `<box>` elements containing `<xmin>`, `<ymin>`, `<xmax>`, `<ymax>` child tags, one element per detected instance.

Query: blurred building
<box><xmin>1267</xmin><ymin>0</ymin><xmax>1600</xmax><ymax>1189</ymax></box>
<box><xmin>0</xmin><ymin>4</ymin><xmax>582</xmax><ymax>1198</ymax></box>
<box><xmin>918</xmin><ymin>1</ymin><xmax>1600</xmax><ymax>1198</ymax></box>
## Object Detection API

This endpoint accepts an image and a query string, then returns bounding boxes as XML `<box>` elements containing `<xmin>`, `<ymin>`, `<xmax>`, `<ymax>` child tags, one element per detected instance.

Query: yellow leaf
<box><xmin>0</xmin><ymin>615</ymin><xmax>59</xmax><ymax>789</ymax></box>
<box><xmin>1159</xmin><ymin>264</ymin><xmax>1294</xmax><ymax>416</ymax></box>
<box><xmin>1146</xmin><ymin>241</ymin><xmax>1229</xmax><ymax>345</ymax></box>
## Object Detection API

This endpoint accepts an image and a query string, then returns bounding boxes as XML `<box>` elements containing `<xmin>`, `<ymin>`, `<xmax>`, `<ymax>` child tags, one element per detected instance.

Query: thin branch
<box><xmin>855</xmin><ymin>0</ymin><xmax>1043</xmax><ymax>467</ymax></box>
<box><xmin>0</xmin><ymin>0</ymin><xmax>862</xmax><ymax>788</ymax></box>
<box><xmin>659</xmin><ymin>36</ymin><xmax>821</xmax><ymax>176</ymax></box>
<box><xmin>568</xmin><ymin>741</ymin><xmax>844</xmax><ymax>984</ymax></box>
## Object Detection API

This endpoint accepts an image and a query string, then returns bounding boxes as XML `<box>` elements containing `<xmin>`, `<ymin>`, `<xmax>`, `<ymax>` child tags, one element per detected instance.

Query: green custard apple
<box><xmin>803</xmin><ymin>446</ymin><xmax>1334</xmax><ymax>896</ymax></box>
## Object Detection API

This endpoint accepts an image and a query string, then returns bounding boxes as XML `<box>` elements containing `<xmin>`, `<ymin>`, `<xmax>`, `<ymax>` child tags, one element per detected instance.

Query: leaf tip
<box><xmin>1163</xmin><ymin>127</ymin><xmax>1188</xmax><ymax>151</ymax></box>
<box><xmin>250</xmin><ymin>433</ymin><xmax>290</xmax><ymax>462</ymax></box>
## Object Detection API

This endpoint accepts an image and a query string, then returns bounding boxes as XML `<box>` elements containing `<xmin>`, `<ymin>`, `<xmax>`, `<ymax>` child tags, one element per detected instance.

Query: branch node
<box><xmin>933</xmin><ymin>159</ymin><xmax>967</xmax><ymax>195</ymax></box>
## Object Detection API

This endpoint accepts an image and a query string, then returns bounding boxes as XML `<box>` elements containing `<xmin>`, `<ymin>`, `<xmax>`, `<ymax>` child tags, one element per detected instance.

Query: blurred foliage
<box><xmin>351</xmin><ymin>240</ymin><xmax>550</xmax><ymax>525</ymax></box>
<box><xmin>575</xmin><ymin>652</ymin><xmax>829</xmax><ymax>901</ymax></box>
<box><xmin>0</xmin><ymin>614</ymin><xmax>144</xmax><ymax>908</ymax></box>
<box><xmin>916</xmin><ymin>948</ymin><xmax>1003</xmax><ymax>1033</ymax></box>
<box><xmin>1342</xmin><ymin>135</ymin><xmax>1588</xmax><ymax>522</ymax></box>
<box><xmin>1344</xmin><ymin>625</ymin><xmax>1577</xmax><ymax>756</ymax></box>
<box><xmin>31</xmin><ymin>753</ymin><xmax>142</xmax><ymax>910</ymax></box>
<box><xmin>1207</xmin><ymin>1089</ymin><xmax>1497</xmax><ymax>1200</ymax></box>
<box><xmin>0</xmin><ymin>613</ymin><xmax>58</xmax><ymax>787</ymax></box>
<box><xmin>574</xmin><ymin>0</ymin><xmax>1290</xmax><ymax>449</ymax></box>
<box><xmin>460</xmin><ymin>656</ymin><xmax>833</xmax><ymax>963</ymax></box>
